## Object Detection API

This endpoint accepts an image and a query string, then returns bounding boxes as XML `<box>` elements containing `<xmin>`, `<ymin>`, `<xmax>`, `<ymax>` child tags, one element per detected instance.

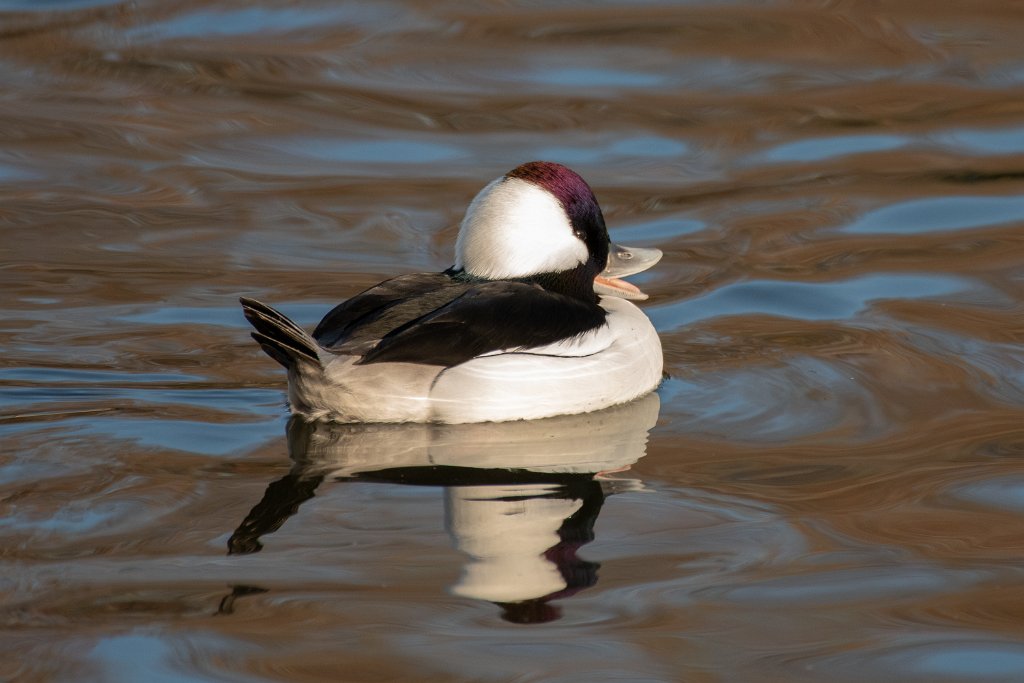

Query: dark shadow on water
<box><xmin>215</xmin><ymin>585</ymin><xmax>270</xmax><ymax>617</ymax></box>
<box><xmin>228</xmin><ymin>470</ymin><xmax>324</xmax><ymax>555</ymax></box>
<box><xmin>227</xmin><ymin>393</ymin><xmax>660</xmax><ymax>623</ymax></box>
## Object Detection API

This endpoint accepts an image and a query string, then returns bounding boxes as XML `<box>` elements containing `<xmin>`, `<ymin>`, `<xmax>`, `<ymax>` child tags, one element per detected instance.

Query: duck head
<box><xmin>454</xmin><ymin>161</ymin><xmax>661</xmax><ymax>301</ymax></box>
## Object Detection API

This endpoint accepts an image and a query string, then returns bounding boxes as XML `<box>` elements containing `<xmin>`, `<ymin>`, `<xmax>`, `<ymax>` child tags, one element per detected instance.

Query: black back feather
<box><xmin>356</xmin><ymin>280</ymin><xmax>607</xmax><ymax>367</ymax></box>
<box><xmin>267</xmin><ymin>270</ymin><xmax>608</xmax><ymax>370</ymax></box>
<box><xmin>313</xmin><ymin>273</ymin><xmax>455</xmax><ymax>347</ymax></box>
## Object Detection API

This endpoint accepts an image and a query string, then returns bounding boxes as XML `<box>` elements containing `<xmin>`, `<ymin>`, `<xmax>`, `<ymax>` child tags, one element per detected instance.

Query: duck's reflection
<box><xmin>447</xmin><ymin>479</ymin><xmax>605</xmax><ymax>623</ymax></box>
<box><xmin>228</xmin><ymin>393</ymin><xmax>660</xmax><ymax>623</ymax></box>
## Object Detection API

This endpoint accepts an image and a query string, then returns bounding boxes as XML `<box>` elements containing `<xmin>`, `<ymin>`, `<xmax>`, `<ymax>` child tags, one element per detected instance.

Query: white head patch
<box><xmin>454</xmin><ymin>176</ymin><xmax>589</xmax><ymax>280</ymax></box>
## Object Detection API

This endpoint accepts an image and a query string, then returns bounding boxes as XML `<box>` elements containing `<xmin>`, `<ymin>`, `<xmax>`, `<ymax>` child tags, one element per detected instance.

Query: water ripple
<box><xmin>844</xmin><ymin>195</ymin><xmax>1024</xmax><ymax>235</ymax></box>
<box><xmin>2</xmin><ymin>0</ymin><xmax>1024</xmax><ymax>680</ymax></box>
<box><xmin>651</xmin><ymin>273</ymin><xmax>974</xmax><ymax>329</ymax></box>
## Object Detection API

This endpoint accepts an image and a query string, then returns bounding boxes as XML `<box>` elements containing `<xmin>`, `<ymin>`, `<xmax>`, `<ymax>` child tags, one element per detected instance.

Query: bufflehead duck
<box><xmin>240</xmin><ymin>161</ymin><xmax>662</xmax><ymax>423</ymax></box>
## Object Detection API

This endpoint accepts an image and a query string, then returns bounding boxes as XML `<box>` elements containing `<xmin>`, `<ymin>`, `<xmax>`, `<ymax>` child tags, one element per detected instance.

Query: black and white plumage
<box><xmin>240</xmin><ymin>161</ymin><xmax>663</xmax><ymax>423</ymax></box>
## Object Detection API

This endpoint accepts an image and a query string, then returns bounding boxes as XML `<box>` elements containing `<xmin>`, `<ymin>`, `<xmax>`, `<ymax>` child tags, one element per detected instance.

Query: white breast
<box><xmin>427</xmin><ymin>296</ymin><xmax>663</xmax><ymax>423</ymax></box>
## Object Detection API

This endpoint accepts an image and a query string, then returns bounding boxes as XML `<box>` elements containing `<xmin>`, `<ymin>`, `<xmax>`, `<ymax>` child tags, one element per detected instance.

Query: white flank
<box><xmin>455</xmin><ymin>177</ymin><xmax>589</xmax><ymax>279</ymax></box>
<box><xmin>428</xmin><ymin>296</ymin><xmax>663</xmax><ymax>423</ymax></box>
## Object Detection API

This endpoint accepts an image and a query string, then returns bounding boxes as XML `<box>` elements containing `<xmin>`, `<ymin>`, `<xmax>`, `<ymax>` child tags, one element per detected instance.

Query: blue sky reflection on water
<box><xmin>843</xmin><ymin>195</ymin><xmax>1024</xmax><ymax>235</ymax></box>
<box><xmin>274</xmin><ymin>138</ymin><xmax>465</xmax><ymax>165</ymax></box>
<box><xmin>938</xmin><ymin>125</ymin><xmax>1024</xmax><ymax>155</ymax></box>
<box><xmin>828</xmin><ymin>640</ymin><xmax>1024</xmax><ymax>682</ymax></box>
<box><xmin>70</xmin><ymin>417</ymin><xmax>282</xmax><ymax>456</ymax></box>
<box><xmin>527</xmin><ymin>66</ymin><xmax>667</xmax><ymax>89</ymax></box>
<box><xmin>540</xmin><ymin>135</ymin><xmax>690</xmax><ymax>164</ymax></box>
<box><xmin>649</xmin><ymin>273</ymin><xmax>974</xmax><ymax>330</ymax></box>
<box><xmin>756</xmin><ymin>133</ymin><xmax>909</xmax><ymax>164</ymax></box>
<box><xmin>87</xmin><ymin>632</ymin><xmax>254</xmax><ymax>683</ymax></box>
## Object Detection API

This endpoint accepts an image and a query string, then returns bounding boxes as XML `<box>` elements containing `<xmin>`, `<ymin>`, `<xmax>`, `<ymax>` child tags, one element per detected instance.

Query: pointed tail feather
<box><xmin>240</xmin><ymin>297</ymin><xmax>321</xmax><ymax>370</ymax></box>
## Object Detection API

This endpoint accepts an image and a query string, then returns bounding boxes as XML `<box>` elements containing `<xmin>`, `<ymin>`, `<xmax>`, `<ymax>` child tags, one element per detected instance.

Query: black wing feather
<box><xmin>240</xmin><ymin>297</ymin><xmax>320</xmax><ymax>368</ymax></box>
<box><xmin>358</xmin><ymin>281</ymin><xmax>607</xmax><ymax>367</ymax></box>
<box><xmin>312</xmin><ymin>273</ymin><xmax>456</xmax><ymax>348</ymax></box>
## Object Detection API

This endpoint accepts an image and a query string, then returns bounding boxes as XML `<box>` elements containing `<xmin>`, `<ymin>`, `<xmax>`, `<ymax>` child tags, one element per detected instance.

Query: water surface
<box><xmin>3</xmin><ymin>1</ymin><xmax>1024</xmax><ymax>681</ymax></box>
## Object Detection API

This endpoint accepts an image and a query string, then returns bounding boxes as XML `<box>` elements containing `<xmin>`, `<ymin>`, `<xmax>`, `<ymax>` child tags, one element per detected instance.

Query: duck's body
<box><xmin>242</xmin><ymin>277</ymin><xmax>660</xmax><ymax>423</ymax></box>
<box><xmin>241</xmin><ymin>161</ymin><xmax>663</xmax><ymax>424</ymax></box>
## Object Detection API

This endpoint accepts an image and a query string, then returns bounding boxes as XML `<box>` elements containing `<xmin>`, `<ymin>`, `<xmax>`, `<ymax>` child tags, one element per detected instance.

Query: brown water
<box><xmin>3</xmin><ymin>0</ymin><xmax>1024</xmax><ymax>681</ymax></box>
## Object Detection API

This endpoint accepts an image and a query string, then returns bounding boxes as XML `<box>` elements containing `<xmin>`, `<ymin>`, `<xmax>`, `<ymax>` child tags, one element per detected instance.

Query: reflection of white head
<box><xmin>445</xmin><ymin>484</ymin><xmax>583</xmax><ymax>603</ymax></box>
